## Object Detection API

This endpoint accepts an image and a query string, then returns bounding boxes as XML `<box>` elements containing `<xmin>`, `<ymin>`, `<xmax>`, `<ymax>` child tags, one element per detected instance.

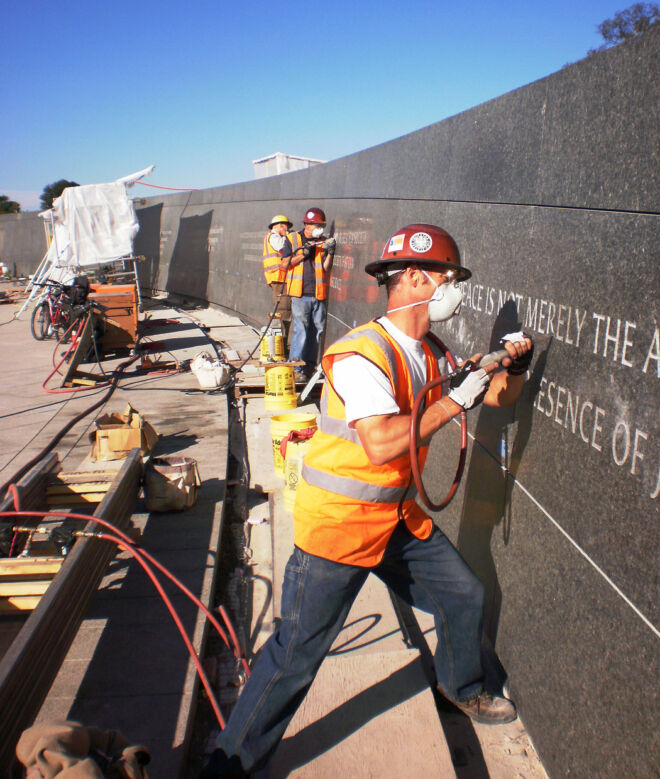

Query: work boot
<box><xmin>453</xmin><ymin>692</ymin><xmax>517</xmax><ymax>724</ymax></box>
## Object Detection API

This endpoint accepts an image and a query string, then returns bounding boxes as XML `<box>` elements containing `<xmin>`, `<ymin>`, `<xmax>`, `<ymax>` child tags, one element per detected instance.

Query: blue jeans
<box><xmin>289</xmin><ymin>296</ymin><xmax>326</xmax><ymax>372</ymax></box>
<box><xmin>216</xmin><ymin>524</ymin><xmax>485</xmax><ymax>772</ymax></box>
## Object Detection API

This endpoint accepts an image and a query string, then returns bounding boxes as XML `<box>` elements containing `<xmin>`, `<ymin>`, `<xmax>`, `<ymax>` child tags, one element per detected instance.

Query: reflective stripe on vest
<box><xmin>293</xmin><ymin>320</ymin><xmax>441</xmax><ymax>566</ymax></box>
<box><xmin>305</xmin><ymin>321</ymin><xmax>440</xmax><ymax>500</ymax></box>
<box><xmin>318</xmin><ymin>391</ymin><xmax>362</xmax><ymax>444</ymax></box>
<box><xmin>262</xmin><ymin>233</ymin><xmax>285</xmax><ymax>284</ymax></box>
<box><xmin>302</xmin><ymin>463</ymin><xmax>417</xmax><ymax>503</ymax></box>
<box><xmin>285</xmin><ymin>231</ymin><xmax>327</xmax><ymax>299</ymax></box>
<box><xmin>317</xmin><ymin>324</ymin><xmax>398</xmax><ymax>445</ymax></box>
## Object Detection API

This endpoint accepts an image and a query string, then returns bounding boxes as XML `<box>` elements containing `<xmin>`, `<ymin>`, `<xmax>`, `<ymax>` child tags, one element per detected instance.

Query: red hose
<box><xmin>43</xmin><ymin>314</ymin><xmax>112</xmax><ymax>395</ymax></box>
<box><xmin>96</xmin><ymin>531</ymin><xmax>226</xmax><ymax>729</ymax></box>
<box><xmin>409</xmin><ymin>333</ymin><xmax>468</xmax><ymax>512</ymax></box>
<box><xmin>1</xmin><ymin>508</ymin><xmax>251</xmax><ymax>727</ymax></box>
<box><xmin>136</xmin><ymin>182</ymin><xmax>199</xmax><ymax>191</ymax></box>
<box><xmin>218</xmin><ymin>604</ymin><xmax>250</xmax><ymax>678</ymax></box>
<box><xmin>0</xmin><ymin>509</ymin><xmax>247</xmax><ymax>668</ymax></box>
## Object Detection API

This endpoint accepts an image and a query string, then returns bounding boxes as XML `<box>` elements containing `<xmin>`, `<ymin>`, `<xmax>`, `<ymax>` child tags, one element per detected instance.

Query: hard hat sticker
<box><xmin>409</xmin><ymin>232</ymin><xmax>433</xmax><ymax>253</ymax></box>
<box><xmin>388</xmin><ymin>234</ymin><xmax>405</xmax><ymax>252</ymax></box>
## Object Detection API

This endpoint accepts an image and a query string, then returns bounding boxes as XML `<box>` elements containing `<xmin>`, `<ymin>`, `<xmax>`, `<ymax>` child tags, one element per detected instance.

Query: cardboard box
<box><xmin>90</xmin><ymin>403</ymin><xmax>158</xmax><ymax>462</ymax></box>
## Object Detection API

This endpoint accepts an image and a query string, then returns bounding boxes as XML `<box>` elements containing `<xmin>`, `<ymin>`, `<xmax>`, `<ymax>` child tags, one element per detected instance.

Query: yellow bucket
<box><xmin>264</xmin><ymin>365</ymin><xmax>297</xmax><ymax>410</ymax></box>
<box><xmin>283</xmin><ymin>437</ymin><xmax>313</xmax><ymax>511</ymax></box>
<box><xmin>270</xmin><ymin>413</ymin><xmax>317</xmax><ymax>476</ymax></box>
<box><xmin>260</xmin><ymin>330</ymin><xmax>286</xmax><ymax>362</ymax></box>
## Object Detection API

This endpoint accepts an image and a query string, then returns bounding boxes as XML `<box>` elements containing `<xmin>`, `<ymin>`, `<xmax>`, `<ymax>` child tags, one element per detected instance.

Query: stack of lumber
<box><xmin>0</xmin><ymin>285</ymin><xmax>27</xmax><ymax>304</ymax></box>
<box><xmin>46</xmin><ymin>469</ymin><xmax>119</xmax><ymax>507</ymax></box>
<box><xmin>0</xmin><ymin>557</ymin><xmax>64</xmax><ymax>614</ymax></box>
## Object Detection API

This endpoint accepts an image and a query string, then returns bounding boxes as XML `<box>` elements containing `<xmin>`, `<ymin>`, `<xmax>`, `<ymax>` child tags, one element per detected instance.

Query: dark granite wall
<box><xmin>0</xmin><ymin>211</ymin><xmax>47</xmax><ymax>278</ymax></box>
<box><xmin>2</xmin><ymin>28</ymin><xmax>658</xmax><ymax>777</ymax></box>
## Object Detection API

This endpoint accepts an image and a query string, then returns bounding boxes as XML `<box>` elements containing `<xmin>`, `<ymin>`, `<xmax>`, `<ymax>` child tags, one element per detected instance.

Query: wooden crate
<box><xmin>89</xmin><ymin>283</ymin><xmax>138</xmax><ymax>349</ymax></box>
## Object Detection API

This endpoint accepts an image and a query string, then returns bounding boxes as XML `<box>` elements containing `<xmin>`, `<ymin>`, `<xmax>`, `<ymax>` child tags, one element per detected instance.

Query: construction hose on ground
<box><xmin>1</xmin><ymin>508</ymin><xmax>250</xmax><ymax>730</ymax></box>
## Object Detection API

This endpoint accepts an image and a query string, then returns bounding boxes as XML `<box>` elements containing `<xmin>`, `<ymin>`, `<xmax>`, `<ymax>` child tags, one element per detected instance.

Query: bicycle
<box><xmin>29</xmin><ymin>280</ymin><xmax>75</xmax><ymax>341</ymax></box>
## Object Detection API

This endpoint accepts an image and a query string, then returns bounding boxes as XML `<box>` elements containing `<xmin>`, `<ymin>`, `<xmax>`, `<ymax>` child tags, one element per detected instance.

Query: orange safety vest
<box><xmin>285</xmin><ymin>231</ymin><xmax>328</xmax><ymax>300</ymax></box>
<box><xmin>294</xmin><ymin>320</ymin><xmax>445</xmax><ymax>567</ymax></box>
<box><xmin>262</xmin><ymin>232</ymin><xmax>287</xmax><ymax>285</ymax></box>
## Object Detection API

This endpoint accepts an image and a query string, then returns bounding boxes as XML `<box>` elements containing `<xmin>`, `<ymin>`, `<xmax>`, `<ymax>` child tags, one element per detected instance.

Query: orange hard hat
<box><xmin>365</xmin><ymin>223</ymin><xmax>471</xmax><ymax>284</ymax></box>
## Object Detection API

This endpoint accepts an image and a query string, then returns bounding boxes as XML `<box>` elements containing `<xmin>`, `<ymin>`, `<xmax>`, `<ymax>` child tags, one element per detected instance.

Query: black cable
<box><xmin>0</xmin><ymin>394</ymin><xmax>108</xmax><ymax>421</ymax></box>
<box><xmin>233</xmin><ymin>246</ymin><xmax>300</xmax><ymax>374</ymax></box>
<box><xmin>0</xmin><ymin>401</ymin><xmax>69</xmax><ymax>474</ymax></box>
<box><xmin>0</xmin><ymin>351</ymin><xmax>140</xmax><ymax>496</ymax></box>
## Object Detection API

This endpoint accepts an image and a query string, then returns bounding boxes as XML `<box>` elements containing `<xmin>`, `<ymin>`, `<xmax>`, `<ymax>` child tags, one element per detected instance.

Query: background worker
<box><xmin>203</xmin><ymin>223</ymin><xmax>534</xmax><ymax>778</ymax></box>
<box><xmin>262</xmin><ymin>215</ymin><xmax>294</xmax><ymax>340</ymax></box>
<box><xmin>285</xmin><ymin>207</ymin><xmax>336</xmax><ymax>379</ymax></box>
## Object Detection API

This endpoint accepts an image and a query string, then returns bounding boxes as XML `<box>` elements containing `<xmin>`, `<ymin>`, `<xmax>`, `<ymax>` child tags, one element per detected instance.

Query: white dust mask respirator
<box><xmin>386</xmin><ymin>270</ymin><xmax>463</xmax><ymax>322</ymax></box>
<box><xmin>310</xmin><ymin>226</ymin><xmax>325</xmax><ymax>238</ymax></box>
<box><xmin>270</xmin><ymin>232</ymin><xmax>286</xmax><ymax>252</ymax></box>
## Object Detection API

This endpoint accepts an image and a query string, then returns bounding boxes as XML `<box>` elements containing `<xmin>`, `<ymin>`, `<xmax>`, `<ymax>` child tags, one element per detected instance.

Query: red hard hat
<box><xmin>302</xmin><ymin>207</ymin><xmax>326</xmax><ymax>224</ymax></box>
<box><xmin>365</xmin><ymin>223</ymin><xmax>471</xmax><ymax>283</ymax></box>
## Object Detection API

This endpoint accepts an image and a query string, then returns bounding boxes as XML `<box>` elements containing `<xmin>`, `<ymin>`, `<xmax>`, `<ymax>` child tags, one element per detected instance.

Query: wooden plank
<box><xmin>0</xmin><ymin>581</ymin><xmax>51</xmax><ymax>597</ymax></box>
<box><xmin>0</xmin><ymin>559</ymin><xmax>63</xmax><ymax>577</ymax></box>
<box><xmin>0</xmin><ymin>448</ymin><xmax>142</xmax><ymax>768</ymax></box>
<box><xmin>0</xmin><ymin>597</ymin><xmax>42</xmax><ymax>614</ymax></box>
<box><xmin>0</xmin><ymin>453</ymin><xmax>61</xmax><ymax>515</ymax></box>
<box><xmin>50</xmin><ymin>471</ymin><xmax>118</xmax><ymax>485</ymax></box>
<box><xmin>46</xmin><ymin>493</ymin><xmax>106</xmax><ymax>506</ymax></box>
<box><xmin>60</xmin><ymin>312</ymin><xmax>97</xmax><ymax>388</ymax></box>
<box><xmin>47</xmin><ymin>482</ymin><xmax>112</xmax><ymax>495</ymax></box>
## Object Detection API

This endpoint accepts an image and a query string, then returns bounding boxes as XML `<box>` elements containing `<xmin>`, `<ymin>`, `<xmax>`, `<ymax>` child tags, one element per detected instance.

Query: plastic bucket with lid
<box><xmin>281</xmin><ymin>431</ymin><xmax>315</xmax><ymax>511</ymax></box>
<box><xmin>264</xmin><ymin>365</ymin><xmax>297</xmax><ymax>410</ymax></box>
<box><xmin>270</xmin><ymin>413</ymin><xmax>317</xmax><ymax>476</ymax></box>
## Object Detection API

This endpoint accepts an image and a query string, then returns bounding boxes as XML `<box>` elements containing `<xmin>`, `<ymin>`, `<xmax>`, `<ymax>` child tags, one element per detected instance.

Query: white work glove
<box><xmin>501</xmin><ymin>331</ymin><xmax>534</xmax><ymax>375</ymax></box>
<box><xmin>448</xmin><ymin>366</ymin><xmax>490</xmax><ymax>409</ymax></box>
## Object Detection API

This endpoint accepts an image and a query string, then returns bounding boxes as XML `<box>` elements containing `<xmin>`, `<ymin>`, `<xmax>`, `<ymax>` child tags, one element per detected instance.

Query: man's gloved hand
<box><xmin>501</xmin><ymin>331</ymin><xmax>534</xmax><ymax>375</ymax></box>
<box><xmin>448</xmin><ymin>365</ymin><xmax>491</xmax><ymax>409</ymax></box>
<box><xmin>323</xmin><ymin>237</ymin><xmax>336</xmax><ymax>251</ymax></box>
<box><xmin>301</xmin><ymin>245</ymin><xmax>312</xmax><ymax>258</ymax></box>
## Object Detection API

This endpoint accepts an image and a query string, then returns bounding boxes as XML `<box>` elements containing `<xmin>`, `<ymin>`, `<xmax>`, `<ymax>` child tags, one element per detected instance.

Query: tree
<box><xmin>590</xmin><ymin>3</ymin><xmax>660</xmax><ymax>53</ymax></box>
<box><xmin>40</xmin><ymin>179</ymin><xmax>79</xmax><ymax>211</ymax></box>
<box><xmin>0</xmin><ymin>195</ymin><xmax>21</xmax><ymax>214</ymax></box>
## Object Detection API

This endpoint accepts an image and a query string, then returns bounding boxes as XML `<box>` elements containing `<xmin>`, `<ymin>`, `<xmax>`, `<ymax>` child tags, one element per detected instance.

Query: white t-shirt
<box><xmin>332</xmin><ymin>317</ymin><xmax>446</xmax><ymax>426</ymax></box>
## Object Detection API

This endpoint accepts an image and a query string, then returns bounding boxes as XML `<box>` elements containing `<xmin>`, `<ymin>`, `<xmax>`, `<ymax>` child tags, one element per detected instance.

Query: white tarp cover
<box><xmin>48</xmin><ymin>181</ymin><xmax>139</xmax><ymax>268</ymax></box>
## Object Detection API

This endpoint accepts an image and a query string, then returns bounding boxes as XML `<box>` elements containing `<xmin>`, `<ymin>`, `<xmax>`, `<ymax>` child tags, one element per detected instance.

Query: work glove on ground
<box><xmin>448</xmin><ymin>365</ymin><xmax>490</xmax><ymax>409</ymax></box>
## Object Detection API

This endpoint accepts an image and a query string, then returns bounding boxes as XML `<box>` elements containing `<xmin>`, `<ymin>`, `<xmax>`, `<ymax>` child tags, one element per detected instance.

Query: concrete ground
<box><xmin>0</xmin><ymin>287</ymin><xmax>547</xmax><ymax>777</ymax></box>
<box><xmin>1</xmin><ymin>295</ymin><xmax>241</xmax><ymax>776</ymax></box>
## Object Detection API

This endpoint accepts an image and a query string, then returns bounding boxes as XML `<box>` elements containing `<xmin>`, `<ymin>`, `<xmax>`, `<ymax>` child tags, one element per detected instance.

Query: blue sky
<box><xmin>2</xmin><ymin>0</ymin><xmax>624</xmax><ymax>210</ymax></box>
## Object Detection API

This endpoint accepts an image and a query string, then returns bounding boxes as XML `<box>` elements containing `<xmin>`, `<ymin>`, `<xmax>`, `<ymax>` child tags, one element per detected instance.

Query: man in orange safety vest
<box><xmin>204</xmin><ymin>223</ymin><xmax>534</xmax><ymax>777</ymax></box>
<box><xmin>262</xmin><ymin>214</ymin><xmax>294</xmax><ymax>339</ymax></box>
